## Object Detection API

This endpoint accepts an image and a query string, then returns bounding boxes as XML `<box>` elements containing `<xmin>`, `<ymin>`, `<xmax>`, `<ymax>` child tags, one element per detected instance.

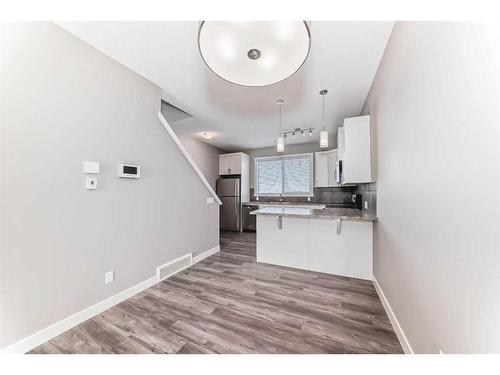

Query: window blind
<box><xmin>254</xmin><ymin>153</ymin><xmax>313</xmax><ymax>196</ymax></box>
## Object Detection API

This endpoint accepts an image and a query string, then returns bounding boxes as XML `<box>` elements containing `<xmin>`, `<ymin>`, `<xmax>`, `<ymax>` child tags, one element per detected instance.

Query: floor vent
<box><xmin>156</xmin><ymin>253</ymin><xmax>192</xmax><ymax>282</ymax></box>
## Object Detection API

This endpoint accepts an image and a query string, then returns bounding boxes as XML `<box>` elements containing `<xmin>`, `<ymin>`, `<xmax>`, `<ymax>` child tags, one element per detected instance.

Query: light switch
<box><xmin>86</xmin><ymin>177</ymin><xmax>97</xmax><ymax>190</ymax></box>
<box><xmin>206</xmin><ymin>197</ymin><xmax>215</xmax><ymax>204</ymax></box>
<box><xmin>83</xmin><ymin>161</ymin><xmax>100</xmax><ymax>174</ymax></box>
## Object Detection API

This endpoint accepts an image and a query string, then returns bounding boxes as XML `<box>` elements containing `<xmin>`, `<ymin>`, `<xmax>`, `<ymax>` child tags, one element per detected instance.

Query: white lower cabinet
<box><xmin>256</xmin><ymin>216</ymin><xmax>373</xmax><ymax>280</ymax></box>
<box><xmin>307</xmin><ymin>219</ymin><xmax>372</xmax><ymax>280</ymax></box>
<box><xmin>256</xmin><ymin>216</ymin><xmax>308</xmax><ymax>269</ymax></box>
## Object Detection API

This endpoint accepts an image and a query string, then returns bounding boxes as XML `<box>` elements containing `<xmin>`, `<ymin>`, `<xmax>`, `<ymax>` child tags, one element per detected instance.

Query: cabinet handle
<box><xmin>336</xmin><ymin>218</ymin><xmax>342</xmax><ymax>235</ymax></box>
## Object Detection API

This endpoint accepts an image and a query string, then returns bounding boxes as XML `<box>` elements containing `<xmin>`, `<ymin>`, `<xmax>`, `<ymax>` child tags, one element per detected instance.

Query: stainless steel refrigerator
<box><xmin>216</xmin><ymin>178</ymin><xmax>241</xmax><ymax>232</ymax></box>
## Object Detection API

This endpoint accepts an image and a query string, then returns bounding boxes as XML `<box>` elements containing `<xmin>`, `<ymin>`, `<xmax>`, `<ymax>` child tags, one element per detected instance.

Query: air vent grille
<box><xmin>157</xmin><ymin>253</ymin><xmax>192</xmax><ymax>282</ymax></box>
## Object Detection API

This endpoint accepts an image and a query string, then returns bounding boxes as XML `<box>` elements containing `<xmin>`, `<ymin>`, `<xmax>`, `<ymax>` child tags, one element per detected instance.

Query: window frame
<box><xmin>254</xmin><ymin>153</ymin><xmax>314</xmax><ymax>197</ymax></box>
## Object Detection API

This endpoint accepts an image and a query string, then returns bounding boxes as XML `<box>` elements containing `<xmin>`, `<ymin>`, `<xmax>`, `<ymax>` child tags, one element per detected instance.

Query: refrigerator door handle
<box><xmin>235</xmin><ymin>197</ymin><xmax>241</xmax><ymax>231</ymax></box>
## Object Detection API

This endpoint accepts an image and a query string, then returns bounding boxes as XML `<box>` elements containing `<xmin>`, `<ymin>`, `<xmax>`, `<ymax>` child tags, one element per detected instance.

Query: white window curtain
<box><xmin>254</xmin><ymin>153</ymin><xmax>313</xmax><ymax>197</ymax></box>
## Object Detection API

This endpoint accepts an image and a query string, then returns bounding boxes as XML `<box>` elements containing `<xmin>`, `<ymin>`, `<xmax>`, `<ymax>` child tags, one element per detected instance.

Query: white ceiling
<box><xmin>58</xmin><ymin>21</ymin><xmax>394</xmax><ymax>151</ymax></box>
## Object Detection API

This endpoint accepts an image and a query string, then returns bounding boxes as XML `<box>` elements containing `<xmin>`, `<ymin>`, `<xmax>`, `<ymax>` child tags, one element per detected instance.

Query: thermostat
<box><xmin>118</xmin><ymin>164</ymin><xmax>141</xmax><ymax>179</ymax></box>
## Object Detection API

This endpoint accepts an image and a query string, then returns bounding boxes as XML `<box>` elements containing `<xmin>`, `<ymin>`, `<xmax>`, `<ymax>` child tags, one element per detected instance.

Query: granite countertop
<box><xmin>243</xmin><ymin>201</ymin><xmax>326</xmax><ymax>208</ymax></box>
<box><xmin>250</xmin><ymin>207</ymin><xmax>377</xmax><ymax>222</ymax></box>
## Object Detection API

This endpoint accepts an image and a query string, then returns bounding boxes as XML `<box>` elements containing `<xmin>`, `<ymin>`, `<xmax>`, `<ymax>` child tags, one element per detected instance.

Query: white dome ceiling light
<box><xmin>198</xmin><ymin>21</ymin><xmax>311</xmax><ymax>87</ymax></box>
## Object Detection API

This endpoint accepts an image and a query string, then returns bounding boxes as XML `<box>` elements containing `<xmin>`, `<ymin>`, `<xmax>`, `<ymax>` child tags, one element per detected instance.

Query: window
<box><xmin>254</xmin><ymin>153</ymin><xmax>313</xmax><ymax>197</ymax></box>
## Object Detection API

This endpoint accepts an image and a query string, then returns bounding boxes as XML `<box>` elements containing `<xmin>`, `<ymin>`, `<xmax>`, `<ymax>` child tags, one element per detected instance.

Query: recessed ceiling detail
<box><xmin>58</xmin><ymin>21</ymin><xmax>394</xmax><ymax>150</ymax></box>
<box><xmin>198</xmin><ymin>21</ymin><xmax>311</xmax><ymax>87</ymax></box>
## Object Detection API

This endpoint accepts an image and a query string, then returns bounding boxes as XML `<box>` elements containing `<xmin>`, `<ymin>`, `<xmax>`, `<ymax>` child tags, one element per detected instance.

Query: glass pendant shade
<box><xmin>198</xmin><ymin>21</ymin><xmax>311</xmax><ymax>86</ymax></box>
<box><xmin>320</xmin><ymin>130</ymin><xmax>329</xmax><ymax>148</ymax></box>
<box><xmin>277</xmin><ymin>136</ymin><xmax>285</xmax><ymax>153</ymax></box>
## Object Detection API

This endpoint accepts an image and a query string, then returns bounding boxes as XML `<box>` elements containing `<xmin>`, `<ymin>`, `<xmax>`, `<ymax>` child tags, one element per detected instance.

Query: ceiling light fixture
<box><xmin>319</xmin><ymin>89</ymin><xmax>329</xmax><ymax>148</ymax></box>
<box><xmin>281</xmin><ymin>127</ymin><xmax>313</xmax><ymax>139</ymax></box>
<box><xmin>198</xmin><ymin>22</ymin><xmax>311</xmax><ymax>87</ymax></box>
<box><xmin>201</xmin><ymin>132</ymin><xmax>214</xmax><ymax>139</ymax></box>
<box><xmin>276</xmin><ymin>100</ymin><xmax>284</xmax><ymax>153</ymax></box>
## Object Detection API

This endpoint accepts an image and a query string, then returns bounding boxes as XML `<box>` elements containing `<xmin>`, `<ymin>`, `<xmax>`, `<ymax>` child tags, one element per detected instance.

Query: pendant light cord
<box><xmin>322</xmin><ymin>94</ymin><xmax>325</xmax><ymax>131</ymax></box>
<box><xmin>279</xmin><ymin>102</ymin><xmax>282</xmax><ymax>136</ymax></box>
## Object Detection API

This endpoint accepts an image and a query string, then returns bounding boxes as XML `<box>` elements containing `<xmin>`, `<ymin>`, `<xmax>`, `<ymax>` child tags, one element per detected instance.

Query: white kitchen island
<box><xmin>251</xmin><ymin>207</ymin><xmax>377</xmax><ymax>280</ymax></box>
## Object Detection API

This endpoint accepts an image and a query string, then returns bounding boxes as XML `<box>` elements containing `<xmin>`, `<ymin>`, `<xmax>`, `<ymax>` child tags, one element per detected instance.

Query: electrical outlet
<box><xmin>364</xmin><ymin>200</ymin><xmax>368</xmax><ymax>210</ymax></box>
<box><xmin>104</xmin><ymin>270</ymin><xmax>114</xmax><ymax>285</ymax></box>
<box><xmin>206</xmin><ymin>197</ymin><xmax>214</xmax><ymax>204</ymax></box>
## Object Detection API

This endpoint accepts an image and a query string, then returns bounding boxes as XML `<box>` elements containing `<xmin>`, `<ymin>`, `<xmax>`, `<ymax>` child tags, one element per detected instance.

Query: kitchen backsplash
<box><xmin>354</xmin><ymin>182</ymin><xmax>377</xmax><ymax>215</ymax></box>
<box><xmin>249</xmin><ymin>183</ymin><xmax>377</xmax><ymax>214</ymax></box>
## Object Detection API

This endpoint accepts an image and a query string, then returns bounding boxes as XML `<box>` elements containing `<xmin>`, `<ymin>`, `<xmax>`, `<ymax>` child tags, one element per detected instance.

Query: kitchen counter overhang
<box><xmin>250</xmin><ymin>207</ymin><xmax>377</xmax><ymax>222</ymax></box>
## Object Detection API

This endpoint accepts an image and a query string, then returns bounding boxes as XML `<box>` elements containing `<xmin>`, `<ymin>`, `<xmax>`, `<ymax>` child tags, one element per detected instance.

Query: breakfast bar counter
<box><xmin>251</xmin><ymin>207</ymin><xmax>375</xmax><ymax>280</ymax></box>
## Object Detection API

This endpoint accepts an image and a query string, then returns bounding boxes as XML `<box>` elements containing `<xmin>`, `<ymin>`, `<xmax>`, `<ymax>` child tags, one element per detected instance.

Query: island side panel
<box><xmin>256</xmin><ymin>215</ymin><xmax>308</xmax><ymax>269</ymax></box>
<box><xmin>308</xmin><ymin>219</ymin><xmax>373</xmax><ymax>280</ymax></box>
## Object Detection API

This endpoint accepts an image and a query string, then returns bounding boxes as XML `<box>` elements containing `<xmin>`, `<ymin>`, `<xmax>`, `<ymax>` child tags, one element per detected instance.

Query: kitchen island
<box><xmin>251</xmin><ymin>207</ymin><xmax>377</xmax><ymax>280</ymax></box>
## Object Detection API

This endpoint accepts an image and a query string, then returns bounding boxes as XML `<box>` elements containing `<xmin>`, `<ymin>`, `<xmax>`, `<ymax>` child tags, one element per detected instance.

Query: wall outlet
<box><xmin>104</xmin><ymin>270</ymin><xmax>114</xmax><ymax>284</ymax></box>
<box><xmin>364</xmin><ymin>200</ymin><xmax>368</xmax><ymax>210</ymax></box>
<box><xmin>206</xmin><ymin>197</ymin><xmax>215</xmax><ymax>204</ymax></box>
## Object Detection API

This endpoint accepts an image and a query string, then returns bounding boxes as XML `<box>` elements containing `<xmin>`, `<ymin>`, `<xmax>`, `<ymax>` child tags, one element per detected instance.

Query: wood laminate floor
<box><xmin>30</xmin><ymin>231</ymin><xmax>403</xmax><ymax>354</ymax></box>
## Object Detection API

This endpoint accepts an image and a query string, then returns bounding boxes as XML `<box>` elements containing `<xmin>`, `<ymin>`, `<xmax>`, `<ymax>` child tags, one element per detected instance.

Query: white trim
<box><xmin>158</xmin><ymin>112</ymin><xmax>222</xmax><ymax>205</ymax></box>
<box><xmin>192</xmin><ymin>245</ymin><xmax>220</xmax><ymax>264</ymax></box>
<box><xmin>2</xmin><ymin>243</ymin><xmax>221</xmax><ymax>354</ymax></box>
<box><xmin>372</xmin><ymin>275</ymin><xmax>414</xmax><ymax>354</ymax></box>
<box><xmin>1</xmin><ymin>276</ymin><xmax>157</xmax><ymax>354</ymax></box>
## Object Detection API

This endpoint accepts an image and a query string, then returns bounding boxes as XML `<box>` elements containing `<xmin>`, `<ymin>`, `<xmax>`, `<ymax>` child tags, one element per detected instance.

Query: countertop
<box><xmin>243</xmin><ymin>201</ymin><xmax>326</xmax><ymax>209</ymax></box>
<box><xmin>250</xmin><ymin>207</ymin><xmax>377</xmax><ymax>222</ymax></box>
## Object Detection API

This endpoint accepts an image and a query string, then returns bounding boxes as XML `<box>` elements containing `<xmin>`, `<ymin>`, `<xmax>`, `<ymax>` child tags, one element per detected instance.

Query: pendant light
<box><xmin>276</xmin><ymin>99</ymin><xmax>285</xmax><ymax>153</ymax></box>
<box><xmin>319</xmin><ymin>89</ymin><xmax>329</xmax><ymax>148</ymax></box>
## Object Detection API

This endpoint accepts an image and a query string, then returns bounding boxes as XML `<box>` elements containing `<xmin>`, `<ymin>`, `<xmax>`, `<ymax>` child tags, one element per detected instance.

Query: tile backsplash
<box><xmin>354</xmin><ymin>182</ymin><xmax>377</xmax><ymax>215</ymax></box>
<box><xmin>250</xmin><ymin>183</ymin><xmax>377</xmax><ymax>214</ymax></box>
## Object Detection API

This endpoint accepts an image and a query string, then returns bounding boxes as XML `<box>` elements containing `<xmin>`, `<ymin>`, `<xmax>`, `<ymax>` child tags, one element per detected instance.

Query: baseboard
<box><xmin>192</xmin><ymin>245</ymin><xmax>220</xmax><ymax>264</ymax></box>
<box><xmin>372</xmin><ymin>275</ymin><xmax>414</xmax><ymax>354</ymax></box>
<box><xmin>2</xmin><ymin>244</ymin><xmax>221</xmax><ymax>354</ymax></box>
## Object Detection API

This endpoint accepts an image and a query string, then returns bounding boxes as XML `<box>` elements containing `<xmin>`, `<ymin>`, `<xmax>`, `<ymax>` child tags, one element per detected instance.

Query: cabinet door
<box><xmin>327</xmin><ymin>149</ymin><xmax>339</xmax><ymax>187</ymax></box>
<box><xmin>337</xmin><ymin>127</ymin><xmax>345</xmax><ymax>161</ymax></box>
<box><xmin>315</xmin><ymin>152</ymin><xmax>328</xmax><ymax>187</ymax></box>
<box><xmin>229</xmin><ymin>154</ymin><xmax>242</xmax><ymax>175</ymax></box>
<box><xmin>219</xmin><ymin>155</ymin><xmax>230</xmax><ymax>175</ymax></box>
<box><xmin>343</xmin><ymin>115</ymin><xmax>371</xmax><ymax>183</ymax></box>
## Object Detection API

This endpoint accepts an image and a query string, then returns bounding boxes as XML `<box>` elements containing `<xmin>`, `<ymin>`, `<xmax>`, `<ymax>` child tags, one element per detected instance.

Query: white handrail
<box><xmin>157</xmin><ymin>112</ymin><xmax>222</xmax><ymax>205</ymax></box>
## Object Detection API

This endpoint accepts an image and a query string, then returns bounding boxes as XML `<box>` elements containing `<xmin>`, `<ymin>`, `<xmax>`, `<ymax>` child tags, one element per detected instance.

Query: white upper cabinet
<box><xmin>219</xmin><ymin>152</ymin><xmax>246</xmax><ymax>176</ymax></box>
<box><xmin>219</xmin><ymin>152</ymin><xmax>250</xmax><ymax>202</ymax></box>
<box><xmin>337</xmin><ymin>115</ymin><xmax>372</xmax><ymax>184</ymax></box>
<box><xmin>315</xmin><ymin>149</ymin><xmax>340</xmax><ymax>188</ymax></box>
<box><xmin>219</xmin><ymin>155</ymin><xmax>231</xmax><ymax>175</ymax></box>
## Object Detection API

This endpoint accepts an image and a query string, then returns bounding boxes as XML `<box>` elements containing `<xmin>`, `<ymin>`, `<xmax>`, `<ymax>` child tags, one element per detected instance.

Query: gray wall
<box><xmin>0</xmin><ymin>23</ymin><xmax>219</xmax><ymax>349</ymax></box>
<box><xmin>176</xmin><ymin>134</ymin><xmax>222</xmax><ymax>189</ymax></box>
<box><xmin>364</xmin><ymin>22</ymin><xmax>500</xmax><ymax>353</ymax></box>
